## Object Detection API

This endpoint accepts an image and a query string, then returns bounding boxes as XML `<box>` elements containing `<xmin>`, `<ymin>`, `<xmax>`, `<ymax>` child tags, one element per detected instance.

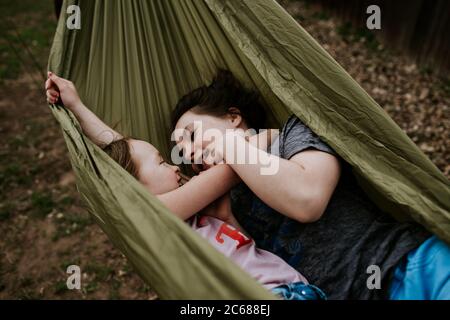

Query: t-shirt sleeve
<box><xmin>280</xmin><ymin>115</ymin><xmax>337</xmax><ymax>160</ymax></box>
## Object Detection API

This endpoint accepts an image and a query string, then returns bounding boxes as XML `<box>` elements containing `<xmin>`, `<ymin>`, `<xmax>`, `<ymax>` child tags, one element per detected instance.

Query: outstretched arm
<box><xmin>45</xmin><ymin>72</ymin><xmax>122</xmax><ymax>146</ymax></box>
<box><xmin>156</xmin><ymin>164</ymin><xmax>241</xmax><ymax>221</ymax></box>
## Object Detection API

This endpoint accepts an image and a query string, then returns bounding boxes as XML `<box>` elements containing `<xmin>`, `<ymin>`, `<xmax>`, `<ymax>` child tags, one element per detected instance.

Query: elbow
<box><xmin>288</xmin><ymin>206</ymin><xmax>324</xmax><ymax>224</ymax></box>
<box><xmin>284</xmin><ymin>190</ymin><xmax>327</xmax><ymax>224</ymax></box>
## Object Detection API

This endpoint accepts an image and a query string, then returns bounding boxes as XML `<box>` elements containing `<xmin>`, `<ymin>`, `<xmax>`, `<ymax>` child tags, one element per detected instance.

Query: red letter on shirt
<box><xmin>215</xmin><ymin>223</ymin><xmax>252</xmax><ymax>249</ymax></box>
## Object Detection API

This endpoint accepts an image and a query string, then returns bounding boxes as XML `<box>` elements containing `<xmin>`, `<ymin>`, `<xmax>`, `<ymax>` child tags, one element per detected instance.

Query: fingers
<box><xmin>45</xmin><ymin>71</ymin><xmax>62</xmax><ymax>91</ymax></box>
<box><xmin>49</xmin><ymin>73</ymin><xmax>66</xmax><ymax>87</ymax></box>
<box><xmin>47</xmin><ymin>95</ymin><xmax>57</xmax><ymax>104</ymax></box>
<box><xmin>46</xmin><ymin>81</ymin><xmax>59</xmax><ymax>102</ymax></box>
<box><xmin>46</xmin><ymin>90</ymin><xmax>59</xmax><ymax>104</ymax></box>
<box><xmin>47</xmin><ymin>89</ymin><xmax>59</xmax><ymax>97</ymax></box>
<box><xmin>45</xmin><ymin>72</ymin><xmax>59</xmax><ymax>104</ymax></box>
<box><xmin>45</xmin><ymin>78</ymin><xmax>52</xmax><ymax>90</ymax></box>
<box><xmin>47</xmin><ymin>71</ymin><xmax>70</xmax><ymax>88</ymax></box>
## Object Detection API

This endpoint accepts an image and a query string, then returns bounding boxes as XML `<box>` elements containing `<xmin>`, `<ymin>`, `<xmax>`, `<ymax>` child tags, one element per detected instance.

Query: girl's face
<box><xmin>174</xmin><ymin>110</ymin><xmax>247</xmax><ymax>165</ymax></box>
<box><xmin>128</xmin><ymin>139</ymin><xmax>181</xmax><ymax>194</ymax></box>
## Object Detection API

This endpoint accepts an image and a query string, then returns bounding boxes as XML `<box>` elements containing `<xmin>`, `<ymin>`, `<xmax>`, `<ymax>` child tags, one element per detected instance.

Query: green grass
<box><xmin>0</xmin><ymin>0</ymin><xmax>54</xmax><ymax>17</ymax></box>
<box><xmin>0</xmin><ymin>163</ymin><xmax>32</xmax><ymax>186</ymax></box>
<box><xmin>337</xmin><ymin>22</ymin><xmax>353</xmax><ymax>39</ymax></box>
<box><xmin>84</xmin><ymin>281</ymin><xmax>98</xmax><ymax>294</ymax></box>
<box><xmin>0</xmin><ymin>43</ymin><xmax>21</xmax><ymax>79</ymax></box>
<box><xmin>85</xmin><ymin>263</ymin><xmax>114</xmax><ymax>282</ymax></box>
<box><xmin>0</xmin><ymin>0</ymin><xmax>56</xmax><ymax>82</ymax></box>
<box><xmin>31</xmin><ymin>191</ymin><xmax>54</xmax><ymax>218</ymax></box>
<box><xmin>16</xmin><ymin>289</ymin><xmax>41</xmax><ymax>300</ymax></box>
<box><xmin>0</xmin><ymin>163</ymin><xmax>32</xmax><ymax>194</ymax></box>
<box><xmin>52</xmin><ymin>212</ymin><xmax>93</xmax><ymax>241</ymax></box>
<box><xmin>138</xmin><ymin>284</ymin><xmax>153</xmax><ymax>294</ymax></box>
<box><xmin>60</xmin><ymin>259</ymin><xmax>81</xmax><ymax>271</ymax></box>
<box><xmin>0</xmin><ymin>163</ymin><xmax>21</xmax><ymax>185</ymax></box>
<box><xmin>108</xmin><ymin>279</ymin><xmax>122</xmax><ymax>299</ymax></box>
<box><xmin>60</xmin><ymin>195</ymin><xmax>75</xmax><ymax>206</ymax></box>
<box><xmin>9</xmin><ymin>135</ymin><xmax>27</xmax><ymax>148</ymax></box>
<box><xmin>54</xmin><ymin>280</ymin><xmax>68</xmax><ymax>295</ymax></box>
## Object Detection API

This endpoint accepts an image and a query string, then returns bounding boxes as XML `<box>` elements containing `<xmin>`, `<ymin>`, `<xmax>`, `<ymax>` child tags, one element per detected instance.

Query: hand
<box><xmin>45</xmin><ymin>71</ymin><xmax>81</xmax><ymax>110</ymax></box>
<box><xmin>202</xmin><ymin>130</ymin><xmax>248</xmax><ymax>168</ymax></box>
<box><xmin>202</xmin><ymin>136</ymin><xmax>224</xmax><ymax>169</ymax></box>
<box><xmin>191</xmin><ymin>163</ymin><xmax>204</xmax><ymax>174</ymax></box>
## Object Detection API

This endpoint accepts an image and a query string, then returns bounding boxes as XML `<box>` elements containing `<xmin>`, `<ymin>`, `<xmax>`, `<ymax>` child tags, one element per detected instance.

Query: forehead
<box><xmin>173</xmin><ymin>112</ymin><xmax>196</xmax><ymax>143</ymax></box>
<box><xmin>175</xmin><ymin>110</ymin><xmax>197</xmax><ymax>129</ymax></box>
<box><xmin>129</xmin><ymin>139</ymin><xmax>160</xmax><ymax>158</ymax></box>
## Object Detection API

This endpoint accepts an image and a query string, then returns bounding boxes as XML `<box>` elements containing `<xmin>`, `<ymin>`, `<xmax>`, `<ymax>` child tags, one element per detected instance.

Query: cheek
<box><xmin>179</xmin><ymin>140</ymin><xmax>197</xmax><ymax>161</ymax></box>
<box><xmin>199</xmin><ymin>124</ymin><xmax>226</xmax><ymax>149</ymax></box>
<box><xmin>161</xmin><ymin>169</ymin><xmax>179</xmax><ymax>190</ymax></box>
<box><xmin>137</xmin><ymin>165</ymin><xmax>153</xmax><ymax>185</ymax></box>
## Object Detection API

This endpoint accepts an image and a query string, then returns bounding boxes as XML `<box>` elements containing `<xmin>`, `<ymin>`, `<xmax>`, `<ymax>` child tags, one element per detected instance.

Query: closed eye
<box><xmin>158</xmin><ymin>154</ymin><xmax>166</xmax><ymax>165</ymax></box>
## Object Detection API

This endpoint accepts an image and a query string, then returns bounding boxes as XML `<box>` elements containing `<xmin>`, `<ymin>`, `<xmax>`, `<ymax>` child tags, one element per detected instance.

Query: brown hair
<box><xmin>102</xmin><ymin>138</ymin><xmax>139</xmax><ymax>178</ymax></box>
<box><xmin>171</xmin><ymin>69</ymin><xmax>267</xmax><ymax>130</ymax></box>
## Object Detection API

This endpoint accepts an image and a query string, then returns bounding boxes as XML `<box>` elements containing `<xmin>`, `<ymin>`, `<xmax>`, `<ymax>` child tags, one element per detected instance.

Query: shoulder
<box><xmin>281</xmin><ymin>115</ymin><xmax>318</xmax><ymax>139</ymax></box>
<box><xmin>282</xmin><ymin>114</ymin><xmax>307</xmax><ymax>131</ymax></box>
<box><xmin>280</xmin><ymin>115</ymin><xmax>337</xmax><ymax>159</ymax></box>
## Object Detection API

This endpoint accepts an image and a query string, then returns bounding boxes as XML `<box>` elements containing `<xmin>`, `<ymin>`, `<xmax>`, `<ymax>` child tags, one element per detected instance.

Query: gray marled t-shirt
<box><xmin>231</xmin><ymin>115</ymin><xmax>430</xmax><ymax>300</ymax></box>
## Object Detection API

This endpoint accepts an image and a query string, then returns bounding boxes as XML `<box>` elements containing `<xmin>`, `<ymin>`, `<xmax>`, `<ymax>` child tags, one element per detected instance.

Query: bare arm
<box><xmin>213</xmin><ymin>133</ymin><xmax>340</xmax><ymax>223</ymax></box>
<box><xmin>173</xmin><ymin>129</ymin><xmax>278</xmax><ymax>221</ymax></box>
<box><xmin>45</xmin><ymin>72</ymin><xmax>122</xmax><ymax>146</ymax></box>
<box><xmin>67</xmin><ymin>102</ymin><xmax>122</xmax><ymax>146</ymax></box>
<box><xmin>155</xmin><ymin>164</ymin><xmax>241</xmax><ymax>221</ymax></box>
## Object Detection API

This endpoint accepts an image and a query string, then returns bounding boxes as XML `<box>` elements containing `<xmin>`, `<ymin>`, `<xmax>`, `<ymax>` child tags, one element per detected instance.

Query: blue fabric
<box><xmin>389</xmin><ymin>236</ymin><xmax>450</xmax><ymax>300</ymax></box>
<box><xmin>271</xmin><ymin>281</ymin><xmax>327</xmax><ymax>300</ymax></box>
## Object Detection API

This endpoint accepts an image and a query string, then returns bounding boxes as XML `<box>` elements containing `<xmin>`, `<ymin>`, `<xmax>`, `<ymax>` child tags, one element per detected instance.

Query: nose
<box><xmin>171</xmin><ymin>164</ymin><xmax>180</xmax><ymax>173</ymax></box>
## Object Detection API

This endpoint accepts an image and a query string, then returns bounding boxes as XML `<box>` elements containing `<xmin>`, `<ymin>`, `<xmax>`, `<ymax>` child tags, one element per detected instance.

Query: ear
<box><xmin>227</xmin><ymin>107</ymin><xmax>243</xmax><ymax>128</ymax></box>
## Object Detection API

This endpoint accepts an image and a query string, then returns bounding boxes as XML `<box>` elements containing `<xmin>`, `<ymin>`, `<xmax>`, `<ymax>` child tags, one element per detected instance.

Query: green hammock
<box><xmin>48</xmin><ymin>0</ymin><xmax>450</xmax><ymax>299</ymax></box>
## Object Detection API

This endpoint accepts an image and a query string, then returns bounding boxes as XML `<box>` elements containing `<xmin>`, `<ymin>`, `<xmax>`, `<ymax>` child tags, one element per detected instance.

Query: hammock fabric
<box><xmin>48</xmin><ymin>0</ymin><xmax>450</xmax><ymax>299</ymax></box>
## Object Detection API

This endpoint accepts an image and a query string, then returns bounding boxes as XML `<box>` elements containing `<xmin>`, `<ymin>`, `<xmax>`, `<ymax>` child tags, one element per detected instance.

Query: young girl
<box><xmin>45</xmin><ymin>71</ymin><xmax>326</xmax><ymax>300</ymax></box>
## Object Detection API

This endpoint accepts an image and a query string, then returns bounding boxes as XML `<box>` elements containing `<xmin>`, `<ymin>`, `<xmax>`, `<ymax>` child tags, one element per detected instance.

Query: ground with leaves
<box><xmin>0</xmin><ymin>0</ymin><xmax>448</xmax><ymax>299</ymax></box>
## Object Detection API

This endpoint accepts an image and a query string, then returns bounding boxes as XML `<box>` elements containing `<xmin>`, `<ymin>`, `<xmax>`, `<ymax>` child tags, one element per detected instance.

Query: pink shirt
<box><xmin>189</xmin><ymin>215</ymin><xmax>308</xmax><ymax>290</ymax></box>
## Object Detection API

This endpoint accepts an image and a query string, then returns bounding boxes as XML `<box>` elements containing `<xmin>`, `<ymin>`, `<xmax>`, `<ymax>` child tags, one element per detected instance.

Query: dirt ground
<box><xmin>0</xmin><ymin>0</ymin><xmax>448</xmax><ymax>299</ymax></box>
<box><xmin>0</xmin><ymin>0</ymin><xmax>154</xmax><ymax>299</ymax></box>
